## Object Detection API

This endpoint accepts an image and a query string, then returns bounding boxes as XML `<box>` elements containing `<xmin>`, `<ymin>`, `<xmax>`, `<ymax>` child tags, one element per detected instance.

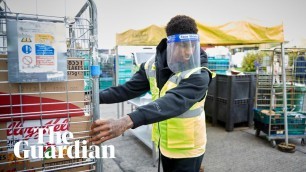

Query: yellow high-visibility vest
<box><xmin>144</xmin><ymin>58</ymin><xmax>215</xmax><ymax>158</ymax></box>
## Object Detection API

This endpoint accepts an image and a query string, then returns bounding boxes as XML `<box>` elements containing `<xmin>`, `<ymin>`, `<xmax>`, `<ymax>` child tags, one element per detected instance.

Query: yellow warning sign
<box><xmin>35</xmin><ymin>34</ymin><xmax>54</xmax><ymax>44</ymax></box>
<box><xmin>21</xmin><ymin>37</ymin><xmax>32</xmax><ymax>42</ymax></box>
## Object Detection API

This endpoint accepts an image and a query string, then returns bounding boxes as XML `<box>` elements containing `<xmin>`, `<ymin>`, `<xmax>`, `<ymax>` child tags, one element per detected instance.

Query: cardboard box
<box><xmin>0</xmin><ymin>57</ymin><xmax>86</xmax><ymax>122</ymax></box>
<box><xmin>0</xmin><ymin>159</ymin><xmax>92</xmax><ymax>172</ymax></box>
<box><xmin>0</xmin><ymin>55</ymin><xmax>94</xmax><ymax>171</ymax></box>
<box><xmin>0</xmin><ymin>115</ymin><xmax>92</xmax><ymax>171</ymax></box>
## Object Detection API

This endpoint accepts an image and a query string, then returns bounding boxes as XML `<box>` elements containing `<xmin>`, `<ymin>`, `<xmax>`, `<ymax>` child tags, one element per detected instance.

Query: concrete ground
<box><xmin>100</xmin><ymin>103</ymin><xmax>306</xmax><ymax>172</ymax></box>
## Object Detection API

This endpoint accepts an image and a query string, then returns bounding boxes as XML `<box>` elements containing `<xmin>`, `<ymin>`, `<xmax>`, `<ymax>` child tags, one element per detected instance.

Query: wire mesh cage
<box><xmin>254</xmin><ymin>48</ymin><xmax>306</xmax><ymax>147</ymax></box>
<box><xmin>255</xmin><ymin>48</ymin><xmax>306</xmax><ymax>112</ymax></box>
<box><xmin>0</xmin><ymin>1</ymin><xmax>100</xmax><ymax>171</ymax></box>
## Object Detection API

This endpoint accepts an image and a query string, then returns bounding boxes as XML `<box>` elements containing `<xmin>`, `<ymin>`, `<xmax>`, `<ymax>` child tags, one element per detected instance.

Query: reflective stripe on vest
<box><xmin>144</xmin><ymin>58</ymin><xmax>215</xmax><ymax>158</ymax></box>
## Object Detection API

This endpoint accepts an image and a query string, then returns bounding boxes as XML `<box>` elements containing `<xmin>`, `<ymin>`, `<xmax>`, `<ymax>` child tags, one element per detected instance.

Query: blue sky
<box><xmin>6</xmin><ymin>0</ymin><xmax>306</xmax><ymax>48</ymax></box>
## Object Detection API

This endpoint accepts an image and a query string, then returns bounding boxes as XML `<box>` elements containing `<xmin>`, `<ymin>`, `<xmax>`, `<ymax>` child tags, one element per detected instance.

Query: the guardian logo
<box><xmin>13</xmin><ymin>126</ymin><xmax>115</xmax><ymax>159</ymax></box>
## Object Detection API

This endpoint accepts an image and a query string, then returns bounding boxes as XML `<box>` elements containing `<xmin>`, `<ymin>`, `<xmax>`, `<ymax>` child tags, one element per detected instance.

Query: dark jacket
<box><xmin>99</xmin><ymin>38</ymin><xmax>211</xmax><ymax>128</ymax></box>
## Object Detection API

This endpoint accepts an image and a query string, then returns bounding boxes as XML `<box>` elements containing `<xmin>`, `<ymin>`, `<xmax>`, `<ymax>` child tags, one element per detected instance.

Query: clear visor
<box><xmin>167</xmin><ymin>34</ymin><xmax>200</xmax><ymax>73</ymax></box>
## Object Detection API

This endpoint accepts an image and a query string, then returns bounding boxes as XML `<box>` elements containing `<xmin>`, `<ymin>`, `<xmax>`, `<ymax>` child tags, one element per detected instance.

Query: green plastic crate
<box><xmin>274</xmin><ymin>84</ymin><xmax>306</xmax><ymax>111</ymax></box>
<box><xmin>119</xmin><ymin>59</ymin><xmax>133</xmax><ymax>66</ymax></box>
<box><xmin>288</xmin><ymin>123</ymin><xmax>305</xmax><ymax>135</ymax></box>
<box><xmin>84</xmin><ymin>78</ymin><xmax>92</xmax><ymax>92</ymax></box>
<box><xmin>119</xmin><ymin>77</ymin><xmax>131</xmax><ymax>85</ymax></box>
<box><xmin>253</xmin><ymin>109</ymin><xmax>306</xmax><ymax>125</ymax></box>
<box><xmin>99</xmin><ymin>77</ymin><xmax>113</xmax><ymax>90</ymax></box>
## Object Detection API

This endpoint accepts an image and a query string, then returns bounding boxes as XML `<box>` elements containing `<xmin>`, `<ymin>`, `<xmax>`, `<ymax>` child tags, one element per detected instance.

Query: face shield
<box><xmin>167</xmin><ymin>34</ymin><xmax>200</xmax><ymax>73</ymax></box>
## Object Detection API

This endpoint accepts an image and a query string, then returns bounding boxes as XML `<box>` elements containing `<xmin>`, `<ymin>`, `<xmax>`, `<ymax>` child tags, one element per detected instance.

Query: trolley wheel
<box><xmin>255</xmin><ymin>129</ymin><xmax>260</xmax><ymax>137</ymax></box>
<box><xmin>301</xmin><ymin>138</ymin><xmax>305</xmax><ymax>146</ymax></box>
<box><xmin>270</xmin><ymin>140</ymin><xmax>276</xmax><ymax>148</ymax></box>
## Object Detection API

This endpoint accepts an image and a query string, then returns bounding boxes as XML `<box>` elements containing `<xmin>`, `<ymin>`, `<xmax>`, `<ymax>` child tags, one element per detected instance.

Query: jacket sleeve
<box><xmin>99</xmin><ymin>63</ymin><xmax>150</xmax><ymax>104</ymax></box>
<box><xmin>128</xmin><ymin>70</ymin><xmax>211</xmax><ymax>128</ymax></box>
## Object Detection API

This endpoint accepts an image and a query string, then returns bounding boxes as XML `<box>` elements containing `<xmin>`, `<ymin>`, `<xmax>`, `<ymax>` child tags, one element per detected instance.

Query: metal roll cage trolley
<box><xmin>0</xmin><ymin>0</ymin><xmax>104</xmax><ymax>171</ymax></box>
<box><xmin>255</xmin><ymin>47</ymin><xmax>306</xmax><ymax>150</ymax></box>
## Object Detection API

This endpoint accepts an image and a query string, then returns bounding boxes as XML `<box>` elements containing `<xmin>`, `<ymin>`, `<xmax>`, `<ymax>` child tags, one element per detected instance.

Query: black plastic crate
<box><xmin>217</xmin><ymin>74</ymin><xmax>255</xmax><ymax>99</ymax></box>
<box><xmin>216</xmin><ymin>98</ymin><xmax>251</xmax><ymax>131</ymax></box>
<box><xmin>207</xmin><ymin>77</ymin><xmax>216</xmax><ymax>96</ymax></box>
<box><xmin>204</xmin><ymin>95</ymin><xmax>214</xmax><ymax>119</ymax></box>
<box><xmin>205</xmin><ymin>77</ymin><xmax>217</xmax><ymax>124</ymax></box>
<box><xmin>205</xmin><ymin>74</ymin><xmax>256</xmax><ymax>131</ymax></box>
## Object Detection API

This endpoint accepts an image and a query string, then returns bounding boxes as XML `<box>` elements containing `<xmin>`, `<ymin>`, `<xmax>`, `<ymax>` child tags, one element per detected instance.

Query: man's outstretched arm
<box><xmin>88</xmin><ymin>116</ymin><xmax>134</xmax><ymax>144</ymax></box>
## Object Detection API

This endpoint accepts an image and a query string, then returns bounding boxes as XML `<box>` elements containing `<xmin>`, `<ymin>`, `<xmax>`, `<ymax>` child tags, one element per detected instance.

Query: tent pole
<box><xmin>115</xmin><ymin>46</ymin><xmax>120</xmax><ymax>119</ymax></box>
<box><xmin>281</xmin><ymin>43</ymin><xmax>288</xmax><ymax>145</ymax></box>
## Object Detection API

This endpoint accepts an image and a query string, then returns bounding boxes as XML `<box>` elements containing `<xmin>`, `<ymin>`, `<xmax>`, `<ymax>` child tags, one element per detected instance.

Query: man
<box><xmin>89</xmin><ymin>15</ymin><xmax>213</xmax><ymax>172</ymax></box>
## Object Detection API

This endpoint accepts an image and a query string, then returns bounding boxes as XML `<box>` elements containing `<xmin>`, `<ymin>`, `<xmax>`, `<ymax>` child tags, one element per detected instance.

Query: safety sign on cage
<box><xmin>7</xmin><ymin>20</ymin><xmax>67</xmax><ymax>83</ymax></box>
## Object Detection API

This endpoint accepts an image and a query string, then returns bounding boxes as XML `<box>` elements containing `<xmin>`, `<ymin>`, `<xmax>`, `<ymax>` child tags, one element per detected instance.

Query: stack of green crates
<box><xmin>99</xmin><ymin>56</ymin><xmax>114</xmax><ymax>90</ymax></box>
<box><xmin>208</xmin><ymin>58</ymin><xmax>229</xmax><ymax>74</ymax></box>
<box><xmin>118</xmin><ymin>55</ymin><xmax>133</xmax><ymax>85</ymax></box>
<box><xmin>253</xmin><ymin>109</ymin><xmax>306</xmax><ymax>135</ymax></box>
<box><xmin>82</xmin><ymin>54</ymin><xmax>92</xmax><ymax>92</ymax></box>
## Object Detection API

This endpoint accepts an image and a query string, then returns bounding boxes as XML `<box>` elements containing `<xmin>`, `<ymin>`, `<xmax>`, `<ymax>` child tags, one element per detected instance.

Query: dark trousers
<box><xmin>161</xmin><ymin>153</ymin><xmax>204</xmax><ymax>172</ymax></box>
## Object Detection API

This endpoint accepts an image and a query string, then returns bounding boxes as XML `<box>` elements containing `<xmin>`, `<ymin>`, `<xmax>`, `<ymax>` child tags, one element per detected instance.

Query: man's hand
<box><xmin>88</xmin><ymin>116</ymin><xmax>133</xmax><ymax>144</ymax></box>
